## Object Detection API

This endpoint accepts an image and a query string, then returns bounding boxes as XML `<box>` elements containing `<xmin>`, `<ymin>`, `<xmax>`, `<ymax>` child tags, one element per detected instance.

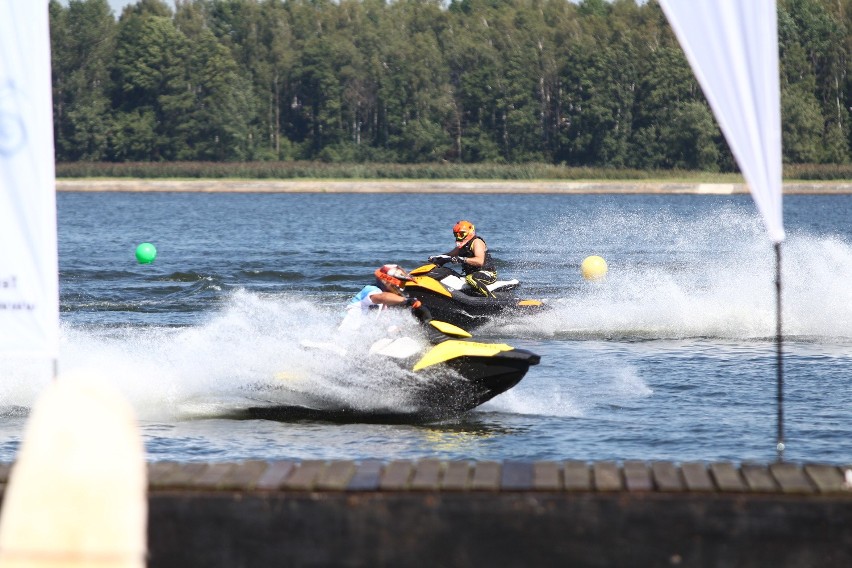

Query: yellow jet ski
<box><xmin>249</xmin><ymin>312</ymin><xmax>540</xmax><ymax>423</ymax></box>
<box><xmin>403</xmin><ymin>259</ymin><xmax>546</xmax><ymax>329</ymax></box>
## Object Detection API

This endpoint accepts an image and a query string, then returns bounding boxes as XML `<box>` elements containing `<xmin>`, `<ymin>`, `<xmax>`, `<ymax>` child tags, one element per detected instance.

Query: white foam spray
<box><xmin>505</xmin><ymin>205</ymin><xmax>852</xmax><ymax>341</ymax></box>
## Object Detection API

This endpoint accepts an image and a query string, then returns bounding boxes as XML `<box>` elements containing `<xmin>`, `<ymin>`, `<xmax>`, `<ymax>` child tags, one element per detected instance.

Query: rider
<box><xmin>432</xmin><ymin>220</ymin><xmax>497</xmax><ymax>298</ymax></box>
<box><xmin>340</xmin><ymin>264</ymin><xmax>428</xmax><ymax>330</ymax></box>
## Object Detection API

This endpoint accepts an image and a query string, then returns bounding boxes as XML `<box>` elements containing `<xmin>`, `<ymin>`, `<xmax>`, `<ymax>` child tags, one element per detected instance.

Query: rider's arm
<box><xmin>369</xmin><ymin>292</ymin><xmax>409</xmax><ymax>307</ymax></box>
<box><xmin>462</xmin><ymin>239</ymin><xmax>487</xmax><ymax>268</ymax></box>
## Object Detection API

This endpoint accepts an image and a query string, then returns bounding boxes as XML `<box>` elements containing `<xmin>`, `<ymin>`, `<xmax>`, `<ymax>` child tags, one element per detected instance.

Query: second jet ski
<box><xmin>403</xmin><ymin>257</ymin><xmax>546</xmax><ymax>329</ymax></box>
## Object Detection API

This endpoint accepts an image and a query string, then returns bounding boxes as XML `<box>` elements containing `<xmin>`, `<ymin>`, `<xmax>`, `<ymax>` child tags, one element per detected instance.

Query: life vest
<box><xmin>457</xmin><ymin>236</ymin><xmax>495</xmax><ymax>274</ymax></box>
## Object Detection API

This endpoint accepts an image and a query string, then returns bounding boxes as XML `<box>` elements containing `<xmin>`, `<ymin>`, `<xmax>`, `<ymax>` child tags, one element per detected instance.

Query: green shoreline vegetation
<box><xmin>50</xmin><ymin>0</ymin><xmax>851</xmax><ymax>171</ymax></box>
<box><xmin>55</xmin><ymin>162</ymin><xmax>852</xmax><ymax>182</ymax></box>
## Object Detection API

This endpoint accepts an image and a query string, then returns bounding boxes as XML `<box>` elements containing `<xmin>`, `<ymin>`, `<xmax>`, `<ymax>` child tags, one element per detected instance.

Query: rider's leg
<box><xmin>465</xmin><ymin>271</ymin><xmax>498</xmax><ymax>297</ymax></box>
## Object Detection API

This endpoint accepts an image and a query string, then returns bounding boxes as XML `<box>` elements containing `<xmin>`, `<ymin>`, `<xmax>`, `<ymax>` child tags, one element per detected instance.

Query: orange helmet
<box><xmin>374</xmin><ymin>264</ymin><xmax>413</xmax><ymax>295</ymax></box>
<box><xmin>453</xmin><ymin>220</ymin><xmax>475</xmax><ymax>247</ymax></box>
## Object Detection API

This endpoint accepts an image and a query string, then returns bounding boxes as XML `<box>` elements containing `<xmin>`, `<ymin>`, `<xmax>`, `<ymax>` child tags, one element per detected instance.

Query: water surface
<box><xmin>2</xmin><ymin>191</ymin><xmax>850</xmax><ymax>465</ymax></box>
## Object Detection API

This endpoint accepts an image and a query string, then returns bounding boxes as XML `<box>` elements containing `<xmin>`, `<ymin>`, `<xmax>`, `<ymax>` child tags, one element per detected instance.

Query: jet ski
<box><xmin>247</xmin><ymin>313</ymin><xmax>540</xmax><ymax>423</ymax></box>
<box><xmin>402</xmin><ymin>256</ymin><xmax>546</xmax><ymax>329</ymax></box>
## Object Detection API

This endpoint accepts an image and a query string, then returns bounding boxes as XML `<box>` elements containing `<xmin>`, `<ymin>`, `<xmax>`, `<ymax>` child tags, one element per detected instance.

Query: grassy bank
<box><xmin>54</xmin><ymin>162</ymin><xmax>852</xmax><ymax>182</ymax></box>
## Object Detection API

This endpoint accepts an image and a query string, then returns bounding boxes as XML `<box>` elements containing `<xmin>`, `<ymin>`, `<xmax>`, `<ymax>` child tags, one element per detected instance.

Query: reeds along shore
<box><xmin>54</xmin><ymin>162</ymin><xmax>852</xmax><ymax>182</ymax></box>
<box><xmin>54</xmin><ymin>179</ymin><xmax>852</xmax><ymax>194</ymax></box>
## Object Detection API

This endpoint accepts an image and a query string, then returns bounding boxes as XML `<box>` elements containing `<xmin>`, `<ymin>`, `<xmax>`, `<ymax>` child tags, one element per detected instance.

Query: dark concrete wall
<box><xmin>3</xmin><ymin>460</ymin><xmax>851</xmax><ymax>567</ymax></box>
<box><xmin>148</xmin><ymin>491</ymin><xmax>852</xmax><ymax>568</ymax></box>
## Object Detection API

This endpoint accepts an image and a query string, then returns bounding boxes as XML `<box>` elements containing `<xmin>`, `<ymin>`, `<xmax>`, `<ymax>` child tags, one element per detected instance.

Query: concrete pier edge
<box><xmin>2</xmin><ymin>459</ymin><xmax>851</xmax><ymax>567</ymax></box>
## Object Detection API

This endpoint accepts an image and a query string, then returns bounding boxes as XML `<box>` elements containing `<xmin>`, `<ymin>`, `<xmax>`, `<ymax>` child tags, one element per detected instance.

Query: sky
<box><xmin>108</xmin><ymin>1</ymin><xmax>129</xmax><ymax>13</ymax></box>
<box><xmin>102</xmin><ymin>0</ymin><xmax>630</xmax><ymax>17</ymax></box>
<box><xmin>107</xmin><ymin>0</ymin><xmax>171</xmax><ymax>15</ymax></box>
<box><xmin>56</xmin><ymin>1</ymin><xmax>173</xmax><ymax>17</ymax></box>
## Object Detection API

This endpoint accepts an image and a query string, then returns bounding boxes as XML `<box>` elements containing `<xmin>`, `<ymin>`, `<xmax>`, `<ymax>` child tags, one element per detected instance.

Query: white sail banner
<box><xmin>0</xmin><ymin>2</ymin><xmax>59</xmax><ymax>357</ymax></box>
<box><xmin>660</xmin><ymin>0</ymin><xmax>785</xmax><ymax>243</ymax></box>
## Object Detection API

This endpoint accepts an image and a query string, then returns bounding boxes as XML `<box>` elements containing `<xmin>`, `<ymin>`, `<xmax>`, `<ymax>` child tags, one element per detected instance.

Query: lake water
<box><xmin>1</xmin><ymin>190</ymin><xmax>851</xmax><ymax>465</ymax></box>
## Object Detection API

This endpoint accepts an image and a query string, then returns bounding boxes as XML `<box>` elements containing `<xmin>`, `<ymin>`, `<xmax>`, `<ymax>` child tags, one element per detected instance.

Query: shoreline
<box><xmin>55</xmin><ymin>178</ymin><xmax>852</xmax><ymax>194</ymax></box>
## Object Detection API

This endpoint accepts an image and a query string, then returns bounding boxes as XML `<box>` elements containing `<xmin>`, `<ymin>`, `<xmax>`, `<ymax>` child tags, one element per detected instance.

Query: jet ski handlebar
<box><xmin>427</xmin><ymin>255</ymin><xmax>455</xmax><ymax>266</ymax></box>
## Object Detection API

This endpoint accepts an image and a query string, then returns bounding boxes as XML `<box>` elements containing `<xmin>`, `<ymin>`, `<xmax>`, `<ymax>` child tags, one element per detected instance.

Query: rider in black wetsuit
<box><xmin>436</xmin><ymin>220</ymin><xmax>498</xmax><ymax>298</ymax></box>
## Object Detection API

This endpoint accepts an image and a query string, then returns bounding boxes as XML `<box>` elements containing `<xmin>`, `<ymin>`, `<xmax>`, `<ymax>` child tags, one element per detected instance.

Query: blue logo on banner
<box><xmin>0</xmin><ymin>82</ymin><xmax>26</xmax><ymax>155</ymax></box>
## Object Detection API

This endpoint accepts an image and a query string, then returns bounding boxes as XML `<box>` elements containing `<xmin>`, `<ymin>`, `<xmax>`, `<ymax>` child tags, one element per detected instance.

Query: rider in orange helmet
<box><xmin>432</xmin><ymin>220</ymin><xmax>498</xmax><ymax>298</ymax></box>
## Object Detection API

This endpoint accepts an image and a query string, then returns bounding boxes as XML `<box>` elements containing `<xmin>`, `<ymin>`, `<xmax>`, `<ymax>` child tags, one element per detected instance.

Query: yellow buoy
<box><xmin>581</xmin><ymin>255</ymin><xmax>608</xmax><ymax>281</ymax></box>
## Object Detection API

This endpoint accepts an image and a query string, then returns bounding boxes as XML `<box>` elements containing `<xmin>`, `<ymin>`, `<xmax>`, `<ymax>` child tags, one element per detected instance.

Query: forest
<box><xmin>49</xmin><ymin>0</ymin><xmax>852</xmax><ymax>171</ymax></box>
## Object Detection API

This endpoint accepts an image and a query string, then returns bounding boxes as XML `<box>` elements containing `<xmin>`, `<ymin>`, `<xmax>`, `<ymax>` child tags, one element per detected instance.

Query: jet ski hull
<box><xmin>418</xmin><ymin>348</ymin><xmax>540</xmax><ymax>411</ymax></box>
<box><xmin>407</xmin><ymin>288</ymin><xmax>544</xmax><ymax>329</ymax></box>
<box><xmin>250</xmin><ymin>347</ymin><xmax>539</xmax><ymax>423</ymax></box>
<box><xmin>405</xmin><ymin>264</ymin><xmax>545</xmax><ymax>329</ymax></box>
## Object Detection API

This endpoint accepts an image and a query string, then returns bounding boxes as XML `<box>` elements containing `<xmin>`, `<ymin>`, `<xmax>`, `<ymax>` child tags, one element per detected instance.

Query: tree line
<box><xmin>49</xmin><ymin>0</ymin><xmax>852</xmax><ymax>170</ymax></box>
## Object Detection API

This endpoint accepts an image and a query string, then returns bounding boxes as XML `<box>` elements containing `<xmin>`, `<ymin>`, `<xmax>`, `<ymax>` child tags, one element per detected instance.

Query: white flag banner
<box><xmin>660</xmin><ymin>0</ymin><xmax>785</xmax><ymax>243</ymax></box>
<box><xmin>0</xmin><ymin>2</ymin><xmax>59</xmax><ymax>357</ymax></box>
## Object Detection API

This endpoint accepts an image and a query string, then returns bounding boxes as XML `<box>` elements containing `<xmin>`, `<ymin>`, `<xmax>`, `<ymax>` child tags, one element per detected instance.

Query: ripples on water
<box><xmin>1</xmin><ymin>192</ymin><xmax>851</xmax><ymax>464</ymax></box>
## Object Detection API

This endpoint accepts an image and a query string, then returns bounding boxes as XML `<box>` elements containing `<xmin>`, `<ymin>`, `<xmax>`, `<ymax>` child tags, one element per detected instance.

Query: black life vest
<box><xmin>458</xmin><ymin>236</ymin><xmax>496</xmax><ymax>274</ymax></box>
